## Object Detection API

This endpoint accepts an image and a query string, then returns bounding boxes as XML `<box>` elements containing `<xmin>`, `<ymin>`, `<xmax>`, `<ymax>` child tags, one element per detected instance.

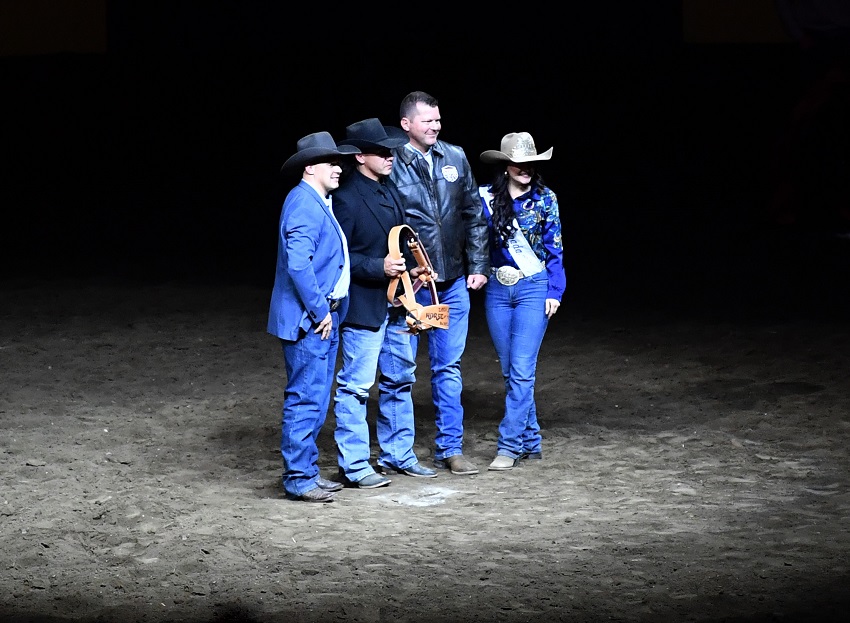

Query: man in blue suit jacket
<box><xmin>332</xmin><ymin>118</ymin><xmax>438</xmax><ymax>489</ymax></box>
<box><xmin>268</xmin><ymin>131</ymin><xmax>359</xmax><ymax>503</ymax></box>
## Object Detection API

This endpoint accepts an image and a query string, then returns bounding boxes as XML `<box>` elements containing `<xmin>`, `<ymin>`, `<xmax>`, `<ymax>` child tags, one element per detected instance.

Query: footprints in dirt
<box><xmin>372</xmin><ymin>485</ymin><xmax>460</xmax><ymax>507</ymax></box>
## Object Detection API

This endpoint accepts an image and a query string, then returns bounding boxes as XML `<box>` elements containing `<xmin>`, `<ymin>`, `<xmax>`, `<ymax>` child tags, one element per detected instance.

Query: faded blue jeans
<box><xmin>412</xmin><ymin>276</ymin><xmax>470</xmax><ymax>460</ymax></box>
<box><xmin>279</xmin><ymin>312</ymin><xmax>340</xmax><ymax>497</ymax></box>
<box><xmin>334</xmin><ymin>308</ymin><xmax>418</xmax><ymax>481</ymax></box>
<box><xmin>485</xmin><ymin>271</ymin><xmax>549</xmax><ymax>459</ymax></box>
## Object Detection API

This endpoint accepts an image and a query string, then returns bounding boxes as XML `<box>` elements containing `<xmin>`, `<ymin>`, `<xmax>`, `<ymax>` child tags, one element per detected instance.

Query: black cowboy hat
<box><xmin>338</xmin><ymin>118</ymin><xmax>408</xmax><ymax>152</ymax></box>
<box><xmin>280</xmin><ymin>131</ymin><xmax>361</xmax><ymax>173</ymax></box>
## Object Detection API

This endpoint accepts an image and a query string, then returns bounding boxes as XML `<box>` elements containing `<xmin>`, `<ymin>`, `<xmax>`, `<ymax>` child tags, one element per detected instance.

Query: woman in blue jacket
<box><xmin>478</xmin><ymin>132</ymin><xmax>566</xmax><ymax>471</ymax></box>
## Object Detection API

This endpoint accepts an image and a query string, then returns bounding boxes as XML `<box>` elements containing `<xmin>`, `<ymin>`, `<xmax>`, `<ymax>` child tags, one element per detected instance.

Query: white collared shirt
<box><xmin>326</xmin><ymin>197</ymin><xmax>350</xmax><ymax>300</ymax></box>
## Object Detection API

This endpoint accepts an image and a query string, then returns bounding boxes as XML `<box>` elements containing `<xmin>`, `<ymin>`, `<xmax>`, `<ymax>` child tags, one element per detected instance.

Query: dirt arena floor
<box><xmin>2</xmin><ymin>238</ymin><xmax>849</xmax><ymax>622</ymax></box>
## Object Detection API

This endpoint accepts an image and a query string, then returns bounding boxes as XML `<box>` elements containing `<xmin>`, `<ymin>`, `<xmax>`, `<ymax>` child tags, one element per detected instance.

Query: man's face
<box><xmin>358</xmin><ymin>149</ymin><xmax>394</xmax><ymax>181</ymax></box>
<box><xmin>401</xmin><ymin>103</ymin><xmax>440</xmax><ymax>154</ymax></box>
<box><xmin>308</xmin><ymin>161</ymin><xmax>342</xmax><ymax>194</ymax></box>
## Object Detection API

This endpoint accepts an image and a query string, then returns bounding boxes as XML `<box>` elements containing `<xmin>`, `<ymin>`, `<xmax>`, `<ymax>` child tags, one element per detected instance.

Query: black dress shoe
<box><xmin>356</xmin><ymin>473</ymin><xmax>391</xmax><ymax>489</ymax></box>
<box><xmin>381</xmin><ymin>462</ymin><xmax>438</xmax><ymax>478</ymax></box>
<box><xmin>316</xmin><ymin>476</ymin><xmax>343</xmax><ymax>492</ymax></box>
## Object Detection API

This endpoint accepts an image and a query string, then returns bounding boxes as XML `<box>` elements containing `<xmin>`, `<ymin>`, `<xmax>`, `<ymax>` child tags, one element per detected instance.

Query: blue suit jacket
<box><xmin>267</xmin><ymin>180</ymin><xmax>349</xmax><ymax>341</ymax></box>
<box><xmin>333</xmin><ymin>171</ymin><xmax>406</xmax><ymax>329</ymax></box>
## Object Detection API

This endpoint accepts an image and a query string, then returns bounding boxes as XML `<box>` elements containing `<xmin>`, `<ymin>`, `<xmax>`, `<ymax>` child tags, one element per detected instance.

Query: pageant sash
<box><xmin>478</xmin><ymin>187</ymin><xmax>545</xmax><ymax>277</ymax></box>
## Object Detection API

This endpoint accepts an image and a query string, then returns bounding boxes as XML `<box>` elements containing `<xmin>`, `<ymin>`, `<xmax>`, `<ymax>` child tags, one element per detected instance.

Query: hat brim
<box><xmin>339</xmin><ymin>137</ymin><xmax>408</xmax><ymax>151</ymax></box>
<box><xmin>338</xmin><ymin>126</ymin><xmax>408</xmax><ymax>151</ymax></box>
<box><xmin>479</xmin><ymin>146</ymin><xmax>553</xmax><ymax>164</ymax></box>
<box><xmin>280</xmin><ymin>145</ymin><xmax>361</xmax><ymax>173</ymax></box>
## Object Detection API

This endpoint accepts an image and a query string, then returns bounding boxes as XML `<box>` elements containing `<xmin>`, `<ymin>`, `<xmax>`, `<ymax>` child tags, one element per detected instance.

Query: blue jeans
<box><xmin>279</xmin><ymin>313</ymin><xmax>339</xmax><ymax>497</ymax></box>
<box><xmin>334</xmin><ymin>309</ymin><xmax>418</xmax><ymax>481</ymax></box>
<box><xmin>412</xmin><ymin>276</ymin><xmax>470</xmax><ymax>460</ymax></box>
<box><xmin>485</xmin><ymin>271</ymin><xmax>549</xmax><ymax>459</ymax></box>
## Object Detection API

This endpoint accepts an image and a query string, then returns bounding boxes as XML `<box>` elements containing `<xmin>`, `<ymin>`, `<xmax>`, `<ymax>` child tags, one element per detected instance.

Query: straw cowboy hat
<box><xmin>338</xmin><ymin>118</ymin><xmax>408</xmax><ymax>152</ymax></box>
<box><xmin>479</xmin><ymin>132</ymin><xmax>553</xmax><ymax>164</ymax></box>
<box><xmin>280</xmin><ymin>131</ymin><xmax>360</xmax><ymax>173</ymax></box>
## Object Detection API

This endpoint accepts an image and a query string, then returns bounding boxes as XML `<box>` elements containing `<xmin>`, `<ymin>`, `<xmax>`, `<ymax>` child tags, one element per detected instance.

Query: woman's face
<box><xmin>507</xmin><ymin>163</ymin><xmax>534</xmax><ymax>187</ymax></box>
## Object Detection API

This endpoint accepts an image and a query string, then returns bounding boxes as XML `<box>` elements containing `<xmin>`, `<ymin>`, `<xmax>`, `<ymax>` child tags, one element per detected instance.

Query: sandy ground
<box><xmin>1</xmin><ymin>269</ymin><xmax>849</xmax><ymax>623</ymax></box>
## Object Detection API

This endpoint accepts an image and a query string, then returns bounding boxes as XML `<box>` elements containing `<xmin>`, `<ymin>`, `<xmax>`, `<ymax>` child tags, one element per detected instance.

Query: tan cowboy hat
<box><xmin>479</xmin><ymin>132</ymin><xmax>553</xmax><ymax>164</ymax></box>
<box><xmin>280</xmin><ymin>131</ymin><xmax>360</xmax><ymax>173</ymax></box>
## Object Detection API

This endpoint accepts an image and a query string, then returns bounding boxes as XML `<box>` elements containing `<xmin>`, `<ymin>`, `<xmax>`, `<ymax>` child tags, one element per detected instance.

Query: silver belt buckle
<box><xmin>495</xmin><ymin>266</ymin><xmax>522</xmax><ymax>286</ymax></box>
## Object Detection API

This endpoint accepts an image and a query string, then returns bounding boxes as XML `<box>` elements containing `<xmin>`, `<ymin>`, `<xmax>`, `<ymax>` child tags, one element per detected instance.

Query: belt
<box><xmin>492</xmin><ymin>266</ymin><xmax>525</xmax><ymax>286</ymax></box>
<box><xmin>327</xmin><ymin>297</ymin><xmax>341</xmax><ymax>312</ymax></box>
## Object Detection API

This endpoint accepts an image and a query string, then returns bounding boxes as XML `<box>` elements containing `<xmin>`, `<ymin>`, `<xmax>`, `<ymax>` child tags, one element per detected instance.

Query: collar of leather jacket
<box><xmin>396</xmin><ymin>142</ymin><xmax>443</xmax><ymax>166</ymax></box>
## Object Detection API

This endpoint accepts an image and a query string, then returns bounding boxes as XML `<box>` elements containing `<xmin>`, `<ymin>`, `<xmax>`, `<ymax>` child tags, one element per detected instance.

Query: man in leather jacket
<box><xmin>389</xmin><ymin>91</ymin><xmax>490</xmax><ymax>475</ymax></box>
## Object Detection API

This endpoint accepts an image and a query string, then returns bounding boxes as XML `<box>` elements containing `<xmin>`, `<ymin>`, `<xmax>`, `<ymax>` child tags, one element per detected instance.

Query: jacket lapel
<box><xmin>355</xmin><ymin>176</ymin><xmax>399</xmax><ymax>236</ymax></box>
<box><xmin>300</xmin><ymin>180</ymin><xmax>344</xmax><ymax>245</ymax></box>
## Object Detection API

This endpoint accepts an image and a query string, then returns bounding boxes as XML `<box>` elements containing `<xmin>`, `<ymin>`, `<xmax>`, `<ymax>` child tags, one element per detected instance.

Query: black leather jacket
<box><xmin>389</xmin><ymin>141</ymin><xmax>489</xmax><ymax>283</ymax></box>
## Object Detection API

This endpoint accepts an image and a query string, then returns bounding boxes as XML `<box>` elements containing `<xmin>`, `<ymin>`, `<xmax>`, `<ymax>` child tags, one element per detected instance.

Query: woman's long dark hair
<box><xmin>487</xmin><ymin>168</ymin><xmax>545</xmax><ymax>247</ymax></box>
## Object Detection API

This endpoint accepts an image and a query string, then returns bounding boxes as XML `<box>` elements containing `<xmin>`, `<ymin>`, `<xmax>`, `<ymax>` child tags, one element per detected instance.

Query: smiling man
<box><xmin>389</xmin><ymin>91</ymin><xmax>490</xmax><ymax>476</ymax></box>
<box><xmin>268</xmin><ymin>131</ymin><xmax>360</xmax><ymax>503</ymax></box>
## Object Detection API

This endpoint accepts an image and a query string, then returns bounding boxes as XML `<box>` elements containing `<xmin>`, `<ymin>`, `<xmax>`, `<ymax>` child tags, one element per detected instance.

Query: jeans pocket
<box><xmin>529</xmin><ymin>270</ymin><xmax>548</xmax><ymax>285</ymax></box>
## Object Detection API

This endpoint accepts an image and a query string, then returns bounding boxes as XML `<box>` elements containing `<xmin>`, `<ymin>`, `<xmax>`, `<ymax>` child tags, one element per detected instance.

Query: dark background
<box><xmin>1</xmin><ymin>6</ymin><xmax>849</xmax><ymax>622</ymax></box>
<box><xmin>2</xmin><ymin>1</ymin><xmax>848</xmax><ymax>319</ymax></box>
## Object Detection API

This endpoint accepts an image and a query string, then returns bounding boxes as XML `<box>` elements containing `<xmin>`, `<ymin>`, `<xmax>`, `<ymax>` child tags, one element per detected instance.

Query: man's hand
<box><xmin>410</xmin><ymin>266</ymin><xmax>434</xmax><ymax>280</ymax></box>
<box><xmin>314</xmin><ymin>312</ymin><xmax>333</xmax><ymax>340</ymax></box>
<box><xmin>545</xmin><ymin>298</ymin><xmax>560</xmax><ymax>319</ymax></box>
<box><xmin>467</xmin><ymin>273</ymin><xmax>488</xmax><ymax>290</ymax></box>
<box><xmin>384</xmin><ymin>254</ymin><xmax>407</xmax><ymax>278</ymax></box>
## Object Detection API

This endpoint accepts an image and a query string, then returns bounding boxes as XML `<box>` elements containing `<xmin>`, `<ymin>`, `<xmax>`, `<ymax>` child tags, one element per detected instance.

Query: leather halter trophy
<box><xmin>386</xmin><ymin>224</ymin><xmax>450</xmax><ymax>335</ymax></box>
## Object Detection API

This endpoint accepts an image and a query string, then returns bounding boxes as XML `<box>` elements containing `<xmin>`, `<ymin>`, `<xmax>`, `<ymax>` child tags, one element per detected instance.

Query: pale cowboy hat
<box><xmin>280</xmin><ymin>131</ymin><xmax>361</xmax><ymax>173</ymax></box>
<box><xmin>338</xmin><ymin>117</ymin><xmax>408</xmax><ymax>152</ymax></box>
<box><xmin>479</xmin><ymin>131</ymin><xmax>553</xmax><ymax>164</ymax></box>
